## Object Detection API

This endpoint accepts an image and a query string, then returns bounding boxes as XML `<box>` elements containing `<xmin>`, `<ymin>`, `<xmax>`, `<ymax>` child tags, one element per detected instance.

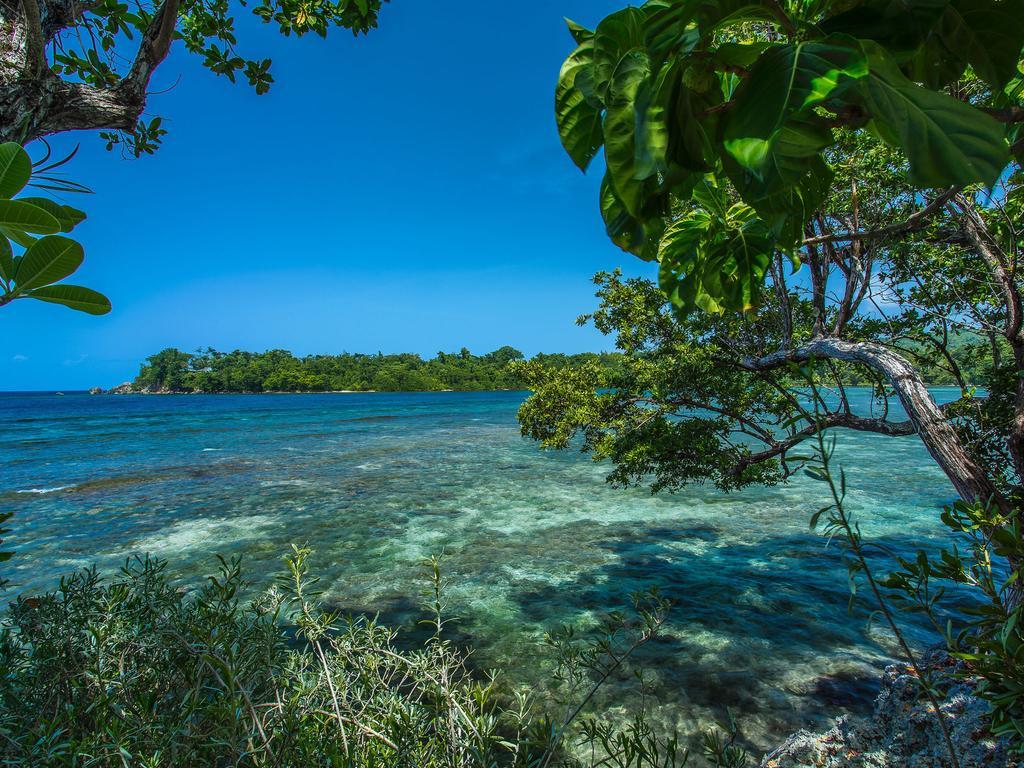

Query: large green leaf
<box><xmin>858</xmin><ymin>41</ymin><xmax>1011</xmax><ymax>186</ymax></box>
<box><xmin>605</xmin><ymin>49</ymin><xmax>654</xmax><ymax>215</ymax></box>
<box><xmin>0</xmin><ymin>143</ymin><xmax>31</xmax><ymax>200</ymax></box>
<box><xmin>724</xmin><ymin>116</ymin><xmax>835</xmax><ymax>245</ymax></box>
<box><xmin>0</xmin><ymin>200</ymin><xmax>61</xmax><ymax>234</ymax></box>
<box><xmin>13</xmin><ymin>235</ymin><xmax>84</xmax><ymax>292</ymax></box>
<box><xmin>16</xmin><ymin>198</ymin><xmax>86</xmax><ymax>233</ymax></box>
<box><xmin>659</xmin><ymin>215</ymin><xmax>774</xmax><ymax>314</ymax></box>
<box><xmin>555</xmin><ymin>40</ymin><xmax>605</xmax><ymax>171</ymax></box>
<box><xmin>932</xmin><ymin>0</ymin><xmax>1024</xmax><ymax>89</ymax></box>
<box><xmin>634</xmin><ymin>59</ymin><xmax>677</xmax><ymax>179</ymax></box>
<box><xmin>564</xmin><ymin>17</ymin><xmax>594</xmax><ymax>44</ymax></box>
<box><xmin>658</xmin><ymin>209</ymin><xmax>715</xmax><ymax>311</ymax></box>
<box><xmin>600</xmin><ymin>175</ymin><xmax>664</xmax><ymax>259</ymax></box>
<box><xmin>27</xmin><ymin>285</ymin><xmax>111</xmax><ymax>315</ymax></box>
<box><xmin>723</xmin><ymin>36</ymin><xmax>868</xmax><ymax>175</ymax></box>
<box><xmin>821</xmin><ymin>0</ymin><xmax>951</xmax><ymax>53</ymax></box>
<box><xmin>0</xmin><ymin>235</ymin><xmax>12</xmax><ymax>281</ymax></box>
<box><xmin>592</xmin><ymin>7</ymin><xmax>647</xmax><ymax>98</ymax></box>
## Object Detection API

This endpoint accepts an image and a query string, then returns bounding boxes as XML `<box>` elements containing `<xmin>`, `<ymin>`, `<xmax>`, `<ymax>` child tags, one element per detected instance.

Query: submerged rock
<box><xmin>761</xmin><ymin>649</ymin><xmax>1017</xmax><ymax>768</ymax></box>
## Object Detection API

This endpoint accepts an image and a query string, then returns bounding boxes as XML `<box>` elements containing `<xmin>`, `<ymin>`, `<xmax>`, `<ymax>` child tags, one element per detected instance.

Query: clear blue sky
<box><xmin>3</xmin><ymin>0</ymin><xmax>654</xmax><ymax>390</ymax></box>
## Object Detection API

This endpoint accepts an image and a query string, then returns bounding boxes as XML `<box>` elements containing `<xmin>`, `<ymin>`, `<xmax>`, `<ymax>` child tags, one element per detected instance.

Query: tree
<box><xmin>541</xmin><ymin>8</ymin><xmax>1024</xmax><ymax>740</ymax></box>
<box><xmin>548</xmin><ymin>1</ymin><xmax>1024</xmax><ymax>511</ymax></box>
<box><xmin>0</xmin><ymin>0</ymin><xmax>387</xmax><ymax>316</ymax></box>
<box><xmin>137</xmin><ymin>347</ymin><xmax>193</xmax><ymax>390</ymax></box>
<box><xmin>0</xmin><ymin>0</ymin><xmax>385</xmax><ymax>150</ymax></box>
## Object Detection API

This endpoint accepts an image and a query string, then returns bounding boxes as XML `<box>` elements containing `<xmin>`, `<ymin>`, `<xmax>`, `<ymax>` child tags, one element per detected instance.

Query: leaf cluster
<box><xmin>129</xmin><ymin>346</ymin><xmax>625</xmax><ymax>393</ymax></box>
<box><xmin>0</xmin><ymin>143</ymin><xmax>110</xmax><ymax>316</ymax></box>
<box><xmin>556</xmin><ymin>0</ymin><xmax>1023</xmax><ymax>314</ymax></box>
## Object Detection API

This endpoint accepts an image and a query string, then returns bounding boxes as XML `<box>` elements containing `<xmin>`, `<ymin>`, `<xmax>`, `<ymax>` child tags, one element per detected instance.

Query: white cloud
<box><xmin>11</xmin><ymin>354</ymin><xmax>28</xmax><ymax>362</ymax></box>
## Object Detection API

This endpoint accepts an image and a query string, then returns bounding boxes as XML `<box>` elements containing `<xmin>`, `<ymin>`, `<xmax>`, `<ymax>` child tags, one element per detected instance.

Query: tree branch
<box><xmin>737</xmin><ymin>336</ymin><xmax>1004</xmax><ymax>507</ymax></box>
<box><xmin>802</xmin><ymin>187</ymin><xmax>959</xmax><ymax>247</ymax></box>
<box><xmin>122</xmin><ymin>0</ymin><xmax>182</xmax><ymax>96</ymax></box>
<box><xmin>20</xmin><ymin>0</ymin><xmax>48</xmax><ymax>76</ymax></box>
<box><xmin>728</xmin><ymin>411</ymin><xmax>917</xmax><ymax>480</ymax></box>
<box><xmin>982</xmin><ymin>106</ymin><xmax>1024</xmax><ymax>124</ymax></box>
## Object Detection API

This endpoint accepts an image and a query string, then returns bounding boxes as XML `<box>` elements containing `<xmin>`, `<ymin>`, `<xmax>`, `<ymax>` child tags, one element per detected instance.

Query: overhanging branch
<box><xmin>123</xmin><ymin>0</ymin><xmax>182</xmax><ymax>97</ymax></box>
<box><xmin>802</xmin><ymin>187</ymin><xmax>959</xmax><ymax>247</ymax></box>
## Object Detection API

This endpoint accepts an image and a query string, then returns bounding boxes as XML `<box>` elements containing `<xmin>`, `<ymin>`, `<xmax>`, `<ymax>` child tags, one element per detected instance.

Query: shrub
<box><xmin>0</xmin><ymin>548</ymin><xmax>744</xmax><ymax>767</ymax></box>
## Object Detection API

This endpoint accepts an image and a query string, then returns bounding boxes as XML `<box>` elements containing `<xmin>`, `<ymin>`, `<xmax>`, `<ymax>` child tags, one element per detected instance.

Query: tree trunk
<box><xmin>742</xmin><ymin>337</ymin><xmax>1006</xmax><ymax>509</ymax></box>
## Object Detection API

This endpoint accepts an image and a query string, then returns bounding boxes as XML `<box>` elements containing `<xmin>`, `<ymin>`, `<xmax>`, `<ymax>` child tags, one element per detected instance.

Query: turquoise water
<box><xmin>0</xmin><ymin>389</ymin><xmax>963</xmax><ymax>752</ymax></box>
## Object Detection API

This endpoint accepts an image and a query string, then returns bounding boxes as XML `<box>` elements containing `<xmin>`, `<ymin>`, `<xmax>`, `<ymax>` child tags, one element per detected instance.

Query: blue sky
<box><xmin>2</xmin><ymin>0</ymin><xmax>653</xmax><ymax>390</ymax></box>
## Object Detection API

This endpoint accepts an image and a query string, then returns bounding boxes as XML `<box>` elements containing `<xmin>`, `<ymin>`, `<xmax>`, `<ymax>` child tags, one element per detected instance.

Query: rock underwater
<box><xmin>761</xmin><ymin>650</ymin><xmax>1017</xmax><ymax>768</ymax></box>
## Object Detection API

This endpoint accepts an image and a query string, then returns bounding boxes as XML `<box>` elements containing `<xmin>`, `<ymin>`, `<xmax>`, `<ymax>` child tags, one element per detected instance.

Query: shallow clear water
<box><xmin>0</xmin><ymin>389</ymin><xmax>963</xmax><ymax>752</ymax></box>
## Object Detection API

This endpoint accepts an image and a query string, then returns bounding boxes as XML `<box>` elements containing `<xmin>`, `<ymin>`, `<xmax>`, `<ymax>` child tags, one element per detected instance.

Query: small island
<box><xmin>94</xmin><ymin>346</ymin><xmax>625</xmax><ymax>394</ymax></box>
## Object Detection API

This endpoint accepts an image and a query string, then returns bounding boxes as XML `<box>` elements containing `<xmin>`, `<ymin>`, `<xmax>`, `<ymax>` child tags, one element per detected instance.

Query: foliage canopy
<box><xmin>556</xmin><ymin>0</ymin><xmax>1024</xmax><ymax>314</ymax></box>
<box><xmin>130</xmin><ymin>346</ymin><xmax>624</xmax><ymax>393</ymax></box>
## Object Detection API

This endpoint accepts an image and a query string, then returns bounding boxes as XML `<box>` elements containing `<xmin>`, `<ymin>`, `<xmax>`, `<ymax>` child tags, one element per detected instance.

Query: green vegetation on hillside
<box><xmin>131</xmin><ymin>346</ymin><xmax>625</xmax><ymax>393</ymax></box>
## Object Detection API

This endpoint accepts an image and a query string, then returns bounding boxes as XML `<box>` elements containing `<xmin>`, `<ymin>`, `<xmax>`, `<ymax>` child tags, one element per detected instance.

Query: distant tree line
<box><xmin>131</xmin><ymin>346</ymin><xmax>626</xmax><ymax>393</ymax></box>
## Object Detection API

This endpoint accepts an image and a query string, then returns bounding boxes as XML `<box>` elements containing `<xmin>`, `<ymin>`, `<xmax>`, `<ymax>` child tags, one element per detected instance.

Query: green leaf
<box><xmin>565</xmin><ymin>17</ymin><xmax>593</xmax><ymax>44</ymax></box>
<box><xmin>725</xmin><ymin>118</ymin><xmax>834</xmax><ymax>245</ymax></box>
<box><xmin>665</xmin><ymin>78</ymin><xmax>722</xmax><ymax>173</ymax></box>
<box><xmin>0</xmin><ymin>226</ymin><xmax>37</xmax><ymax>249</ymax></box>
<box><xmin>605</xmin><ymin>49</ymin><xmax>653</xmax><ymax>214</ymax></box>
<box><xmin>858</xmin><ymin>41</ymin><xmax>1011</xmax><ymax>186</ymax></box>
<box><xmin>658</xmin><ymin>185</ymin><xmax>774</xmax><ymax>314</ymax></box>
<box><xmin>27</xmin><ymin>285</ymin><xmax>111</xmax><ymax>315</ymax></box>
<box><xmin>600</xmin><ymin>175</ymin><xmax>663</xmax><ymax>259</ymax></box>
<box><xmin>0</xmin><ymin>235</ymin><xmax>11</xmax><ymax>281</ymax></box>
<box><xmin>0</xmin><ymin>143</ymin><xmax>32</xmax><ymax>199</ymax></box>
<box><xmin>0</xmin><ymin>199</ymin><xmax>62</xmax><ymax>234</ymax></box>
<box><xmin>17</xmin><ymin>198</ymin><xmax>87</xmax><ymax>233</ymax></box>
<box><xmin>633</xmin><ymin>59</ymin><xmax>676</xmax><ymax>179</ymax></box>
<box><xmin>592</xmin><ymin>7</ymin><xmax>647</xmax><ymax>98</ymax></box>
<box><xmin>723</xmin><ymin>37</ymin><xmax>868</xmax><ymax>175</ymax></box>
<box><xmin>13</xmin><ymin>235</ymin><xmax>84</xmax><ymax>292</ymax></box>
<box><xmin>556</xmin><ymin>41</ymin><xmax>604</xmax><ymax>171</ymax></box>
<box><xmin>933</xmin><ymin>0</ymin><xmax>1024</xmax><ymax>89</ymax></box>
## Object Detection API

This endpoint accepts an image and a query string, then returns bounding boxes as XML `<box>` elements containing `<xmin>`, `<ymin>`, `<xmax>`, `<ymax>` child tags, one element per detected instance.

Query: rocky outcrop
<box><xmin>761</xmin><ymin>650</ymin><xmax>1017</xmax><ymax>768</ymax></box>
<box><xmin>107</xmin><ymin>382</ymin><xmax>137</xmax><ymax>394</ymax></box>
<box><xmin>88</xmin><ymin>386</ymin><xmax>103</xmax><ymax>394</ymax></box>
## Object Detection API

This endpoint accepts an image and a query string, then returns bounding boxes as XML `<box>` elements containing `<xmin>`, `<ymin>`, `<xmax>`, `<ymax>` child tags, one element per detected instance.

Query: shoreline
<box><xmin>90</xmin><ymin>387</ymin><xmax>523</xmax><ymax>395</ymax></box>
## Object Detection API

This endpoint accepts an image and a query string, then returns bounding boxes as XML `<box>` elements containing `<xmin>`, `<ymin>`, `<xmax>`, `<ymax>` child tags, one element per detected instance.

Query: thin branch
<box><xmin>803</xmin><ymin>187</ymin><xmax>959</xmax><ymax>247</ymax></box>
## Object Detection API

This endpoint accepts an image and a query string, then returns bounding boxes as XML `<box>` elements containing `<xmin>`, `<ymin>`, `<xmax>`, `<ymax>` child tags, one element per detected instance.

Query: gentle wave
<box><xmin>16</xmin><ymin>485</ymin><xmax>74</xmax><ymax>494</ymax></box>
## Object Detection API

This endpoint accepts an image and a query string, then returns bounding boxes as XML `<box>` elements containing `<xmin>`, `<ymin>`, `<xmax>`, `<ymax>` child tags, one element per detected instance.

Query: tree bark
<box><xmin>0</xmin><ymin>0</ymin><xmax>177</xmax><ymax>144</ymax></box>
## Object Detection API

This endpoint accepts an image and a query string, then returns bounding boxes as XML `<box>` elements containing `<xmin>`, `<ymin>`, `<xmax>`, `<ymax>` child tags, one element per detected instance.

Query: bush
<box><xmin>0</xmin><ymin>548</ymin><xmax>745</xmax><ymax>767</ymax></box>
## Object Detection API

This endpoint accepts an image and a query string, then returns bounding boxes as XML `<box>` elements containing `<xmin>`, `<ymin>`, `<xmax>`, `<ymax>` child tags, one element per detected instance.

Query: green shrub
<box><xmin>0</xmin><ymin>548</ymin><xmax>744</xmax><ymax>767</ymax></box>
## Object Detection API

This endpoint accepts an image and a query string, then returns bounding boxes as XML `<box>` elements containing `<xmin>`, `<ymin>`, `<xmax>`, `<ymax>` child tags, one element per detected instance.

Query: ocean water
<box><xmin>0</xmin><ymin>389</ymin><xmax>964</xmax><ymax>753</ymax></box>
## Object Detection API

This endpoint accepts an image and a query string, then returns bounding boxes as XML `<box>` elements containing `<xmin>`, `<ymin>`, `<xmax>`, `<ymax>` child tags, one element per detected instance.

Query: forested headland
<box><xmin>122</xmin><ymin>333</ymin><xmax>993</xmax><ymax>394</ymax></box>
<box><xmin>124</xmin><ymin>346</ymin><xmax>625</xmax><ymax>393</ymax></box>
